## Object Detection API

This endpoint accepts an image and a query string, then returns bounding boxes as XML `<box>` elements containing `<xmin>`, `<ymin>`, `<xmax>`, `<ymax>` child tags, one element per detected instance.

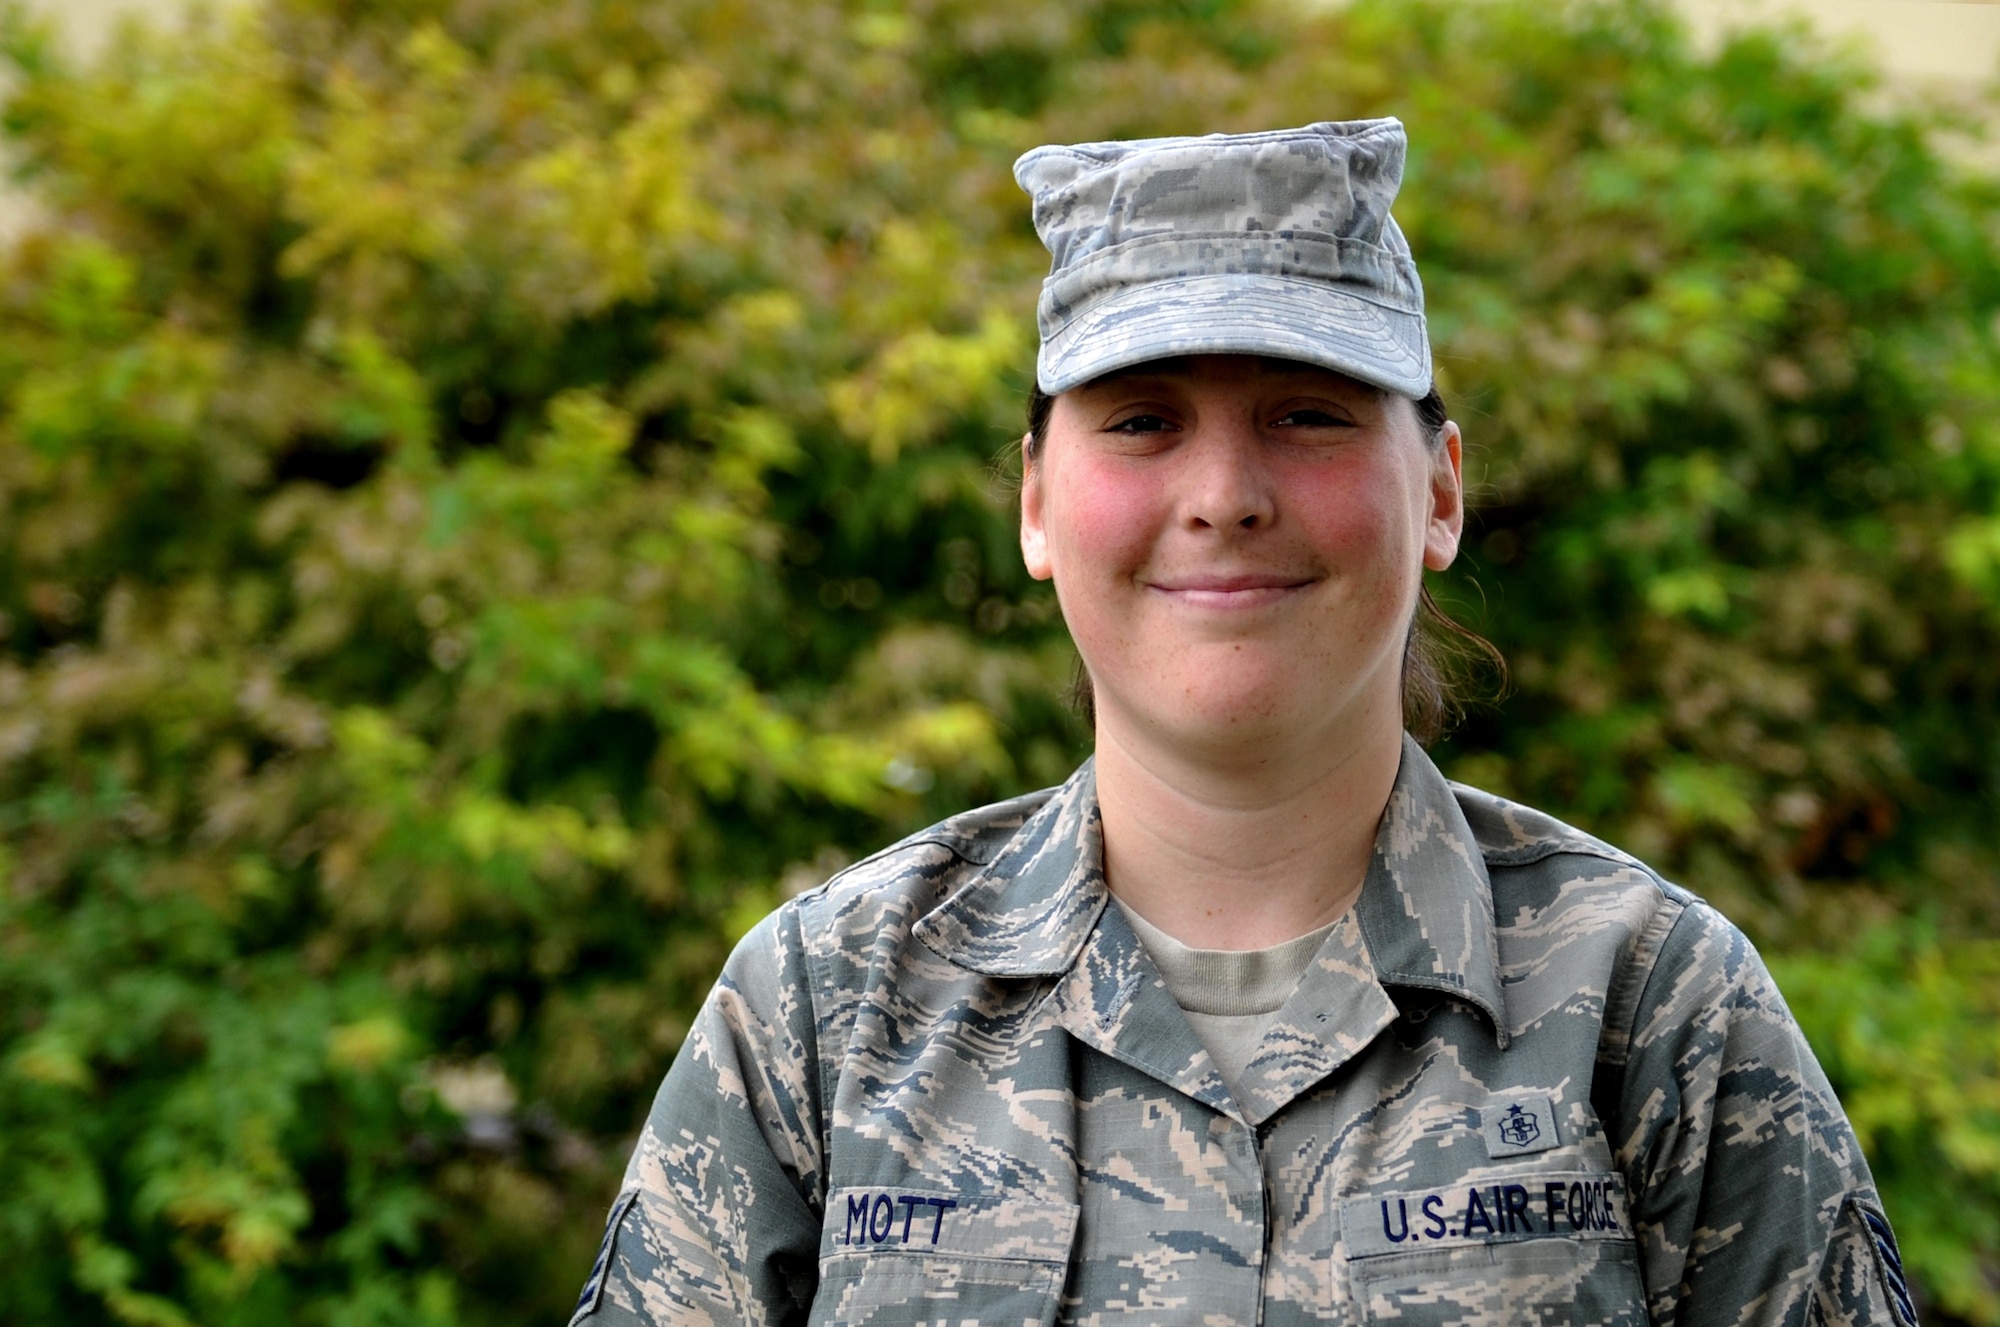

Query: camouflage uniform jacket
<box><xmin>572</xmin><ymin>737</ymin><xmax>1916</xmax><ymax>1327</ymax></box>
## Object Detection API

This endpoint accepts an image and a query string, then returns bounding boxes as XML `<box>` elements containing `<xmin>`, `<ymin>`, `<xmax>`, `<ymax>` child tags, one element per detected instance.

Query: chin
<box><xmin>1136</xmin><ymin>680</ymin><xmax>1328</xmax><ymax>747</ymax></box>
<box><xmin>1097</xmin><ymin>648</ymin><xmax>1402</xmax><ymax>755</ymax></box>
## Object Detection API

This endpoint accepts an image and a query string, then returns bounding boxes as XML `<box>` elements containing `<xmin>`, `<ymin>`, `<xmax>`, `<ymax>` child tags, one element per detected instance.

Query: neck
<box><xmin>1091</xmin><ymin>703</ymin><xmax>1405</xmax><ymax>951</ymax></box>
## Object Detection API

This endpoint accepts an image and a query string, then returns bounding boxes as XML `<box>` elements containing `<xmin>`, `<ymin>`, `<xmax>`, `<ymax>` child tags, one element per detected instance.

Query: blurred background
<box><xmin>3</xmin><ymin>0</ymin><xmax>1999</xmax><ymax>1322</ymax></box>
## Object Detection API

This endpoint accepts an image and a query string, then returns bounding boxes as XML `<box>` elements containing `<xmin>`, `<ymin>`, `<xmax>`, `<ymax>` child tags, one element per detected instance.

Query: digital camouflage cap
<box><xmin>1014</xmin><ymin>119</ymin><xmax>1433</xmax><ymax>397</ymax></box>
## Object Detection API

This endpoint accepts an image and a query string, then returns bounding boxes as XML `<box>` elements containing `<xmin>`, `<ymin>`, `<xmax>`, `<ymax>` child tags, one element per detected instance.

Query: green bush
<box><xmin>0</xmin><ymin>0</ymin><xmax>1996</xmax><ymax>1322</ymax></box>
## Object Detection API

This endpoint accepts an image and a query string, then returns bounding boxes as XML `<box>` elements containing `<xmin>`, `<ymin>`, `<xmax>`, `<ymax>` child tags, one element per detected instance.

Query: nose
<box><xmin>1180</xmin><ymin>423</ymin><xmax>1277</xmax><ymax>532</ymax></box>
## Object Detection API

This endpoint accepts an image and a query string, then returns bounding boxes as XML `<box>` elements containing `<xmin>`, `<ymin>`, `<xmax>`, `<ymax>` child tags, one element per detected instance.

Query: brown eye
<box><xmin>1109</xmin><ymin>413</ymin><xmax>1173</xmax><ymax>434</ymax></box>
<box><xmin>1274</xmin><ymin>408</ymin><xmax>1351</xmax><ymax>428</ymax></box>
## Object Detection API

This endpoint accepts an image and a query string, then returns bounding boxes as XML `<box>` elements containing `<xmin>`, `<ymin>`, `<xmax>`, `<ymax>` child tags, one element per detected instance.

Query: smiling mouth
<box><xmin>1146</xmin><ymin>574</ymin><xmax>1316</xmax><ymax>607</ymax></box>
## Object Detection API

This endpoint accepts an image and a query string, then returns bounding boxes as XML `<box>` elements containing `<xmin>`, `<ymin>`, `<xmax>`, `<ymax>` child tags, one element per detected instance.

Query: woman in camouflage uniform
<box><xmin>570</xmin><ymin>121</ymin><xmax>1916</xmax><ymax>1327</ymax></box>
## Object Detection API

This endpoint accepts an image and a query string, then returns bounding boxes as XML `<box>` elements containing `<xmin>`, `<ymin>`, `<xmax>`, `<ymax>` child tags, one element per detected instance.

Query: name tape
<box><xmin>836</xmin><ymin>1190</ymin><xmax>961</xmax><ymax>1248</ymax></box>
<box><xmin>1342</xmin><ymin>1171</ymin><xmax>1630</xmax><ymax>1260</ymax></box>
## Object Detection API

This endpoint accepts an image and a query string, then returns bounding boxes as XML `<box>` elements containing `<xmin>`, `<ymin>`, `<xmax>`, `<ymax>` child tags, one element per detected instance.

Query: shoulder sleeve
<box><xmin>1611</xmin><ymin>899</ymin><xmax>1917</xmax><ymax>1327</ymax></box>
<box><xmin>569</xmin><ymin>902</ymin><xmax>826</xmax><ymax>1327</ymax></box>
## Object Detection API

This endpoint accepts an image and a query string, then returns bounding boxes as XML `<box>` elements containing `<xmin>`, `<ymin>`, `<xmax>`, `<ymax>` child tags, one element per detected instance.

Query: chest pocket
<box><xmin>812</xmin><ymin>1187</ymin><xmax>1077</xmax><ymax>1327</ymax></box>
<box><xmin>1344</xmin><ymin>1171</ymin><xmax>1646</xmax><ymax>1327</ymax></box>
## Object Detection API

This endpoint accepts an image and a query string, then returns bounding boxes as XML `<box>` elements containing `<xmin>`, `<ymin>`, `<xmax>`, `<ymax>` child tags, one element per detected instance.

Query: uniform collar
<box><xmin>910</xmin><ymin>759</ymin><xmax>1113</xmax><ymax>977</ymax></box>
<box><xmin>911</xmin><ymin>734</ymin><xmax>1508</xmax><ymax>1048</ymax></box>
<box><xmin>1352</xmin><ymin>733</ymin><xmax>1509</xmax><ymax>1047</ymax></box>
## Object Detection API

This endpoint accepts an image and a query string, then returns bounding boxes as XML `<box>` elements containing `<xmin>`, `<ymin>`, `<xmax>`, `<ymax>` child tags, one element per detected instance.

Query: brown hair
<box><xmin>1022</xmin><ymin>380</ymin><xmax>1504</xmax><ymax>745</ymax></box>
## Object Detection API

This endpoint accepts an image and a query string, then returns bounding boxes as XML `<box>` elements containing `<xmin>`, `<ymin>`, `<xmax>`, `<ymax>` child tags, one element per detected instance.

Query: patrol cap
<box><xmin>1013</xmin><ymin>119</ymin><xmax>1432</xmax><ymax>398</ymax></box>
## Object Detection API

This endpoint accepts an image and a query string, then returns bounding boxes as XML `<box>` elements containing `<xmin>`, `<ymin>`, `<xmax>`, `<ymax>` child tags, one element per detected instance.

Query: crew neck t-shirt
<box><xmin>1111</xmin><ymin>897</ymin><xmax>1338</xmax><ymax>1101</ymax></box>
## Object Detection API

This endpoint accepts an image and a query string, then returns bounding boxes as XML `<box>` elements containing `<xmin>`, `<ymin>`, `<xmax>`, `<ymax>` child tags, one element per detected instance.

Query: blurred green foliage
<box><xmin>0</xmin><ymin>0</ymin><xmax>1996</xmax><ymax>1321</ymax></box>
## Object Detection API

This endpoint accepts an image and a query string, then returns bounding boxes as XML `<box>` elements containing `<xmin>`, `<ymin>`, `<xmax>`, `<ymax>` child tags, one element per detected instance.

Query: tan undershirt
<box><xmin>1112</xmin><ymin>898</ymin><xmax>1338</xmax><ymax>1101</ymax></box>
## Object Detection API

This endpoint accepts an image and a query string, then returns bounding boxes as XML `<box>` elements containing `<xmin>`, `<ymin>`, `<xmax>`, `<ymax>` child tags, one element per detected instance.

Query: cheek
<box><xmin>1290</xmin><ymin>459</ymin><xmax>1426</xmax><ymax>570</ymax></box>
<box><xmin>1043</xmin><ymin>461</ymin><xmax>1159</xmax><ymax>576</ymax></box>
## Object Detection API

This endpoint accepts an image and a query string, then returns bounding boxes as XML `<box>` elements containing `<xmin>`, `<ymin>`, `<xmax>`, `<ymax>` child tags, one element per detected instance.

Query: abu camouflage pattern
<box><xmin>572</xmin><ymin>737</ymin><xmax>1915</xmax><ymax>1326</ymax></box>
<box><xmin>1014</xmin><ymin>120</ymin><xmax>1433</xmax><ymax>399</ymax></box>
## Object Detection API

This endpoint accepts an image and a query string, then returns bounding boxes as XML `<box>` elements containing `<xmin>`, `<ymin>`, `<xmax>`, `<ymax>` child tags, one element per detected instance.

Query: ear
<box><xmin>1422</xmin><ymin>420</ymin><xmax>1464</xmax><ymax>573</ymax></box>
<box><xmin>1019</xmin><ymin>434</ymin><xmax>1054</xmax><ymax>581</ymax></box>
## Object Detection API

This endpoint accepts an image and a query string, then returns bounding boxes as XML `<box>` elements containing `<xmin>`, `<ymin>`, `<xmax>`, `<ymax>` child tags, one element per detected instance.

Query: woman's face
<box><xmin>1021</xmin><ymin>354</ymin><xmax>1463</xmax><ymax>758</ymax></box>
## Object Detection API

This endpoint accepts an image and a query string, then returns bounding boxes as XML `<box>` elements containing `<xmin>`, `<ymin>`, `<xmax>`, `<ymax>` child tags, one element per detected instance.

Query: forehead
<box><xmin>1070</xmin><ymin>354</ymin><xmax>1387</xmax><ymax>398</ymax></box>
